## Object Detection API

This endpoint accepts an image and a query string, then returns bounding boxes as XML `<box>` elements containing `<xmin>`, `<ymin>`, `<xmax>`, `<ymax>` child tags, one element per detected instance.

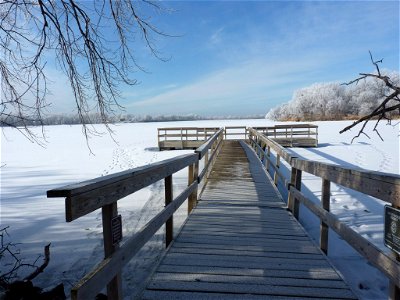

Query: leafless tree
<box><xmin>1</xmin><ymin>0</ymin><xmax>169</xmax><ymax>142</ymax></box>
<box><xmin>340</xmin><ymin>51</ymin><xmax>400</xmax><ymax>141</ymax></box>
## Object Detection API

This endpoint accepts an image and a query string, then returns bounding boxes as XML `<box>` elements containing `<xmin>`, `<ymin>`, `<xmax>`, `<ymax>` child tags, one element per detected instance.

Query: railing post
<box><xmin>287</xmin><ymin>167</ymin><xmax>297</xmax><ymax>212</ymax></box>
<box><xmin>260</xmin><ymin>142</ymin><xmax>265</xmax><ymax>164</ymax></box>
<box><xmin>205</xmin><ymin>151</ymin><xmax>209</xmax><ymax>169</ymax></box>
<box><xmin>274</xmin><ymin>154</ymin><xmax>280</xmax><ymax>186</ymax></box>
<box><xmin>389</xmin><ymin>255</ymin><xmax>400</xmax><ymax>300</ymax></box>
<box><xmin>188</xmin><ymin>161</ymin><xmax>199</xmax><ymax>213</ymax></box>
<box><xmin>290</xmin><ymin>126</ymin><xmax>293</xmax><ymax>147</ymax></box>
<box><xmin>157</xmin><ymin>129</ymin><xmax>160</xmax><ymax>149</ymax></box>
<box><xmin>165</xmin><ymin>175</ymin><xmax>173</xmax><ymax>248</ymax></box>
<box><xmin>389</xmin><ymin>203</ymin><xmax>400</xmax><ymax>300</ymax></box>
<box><xmin>292</xmin><ymin>169</ymin><xmax>302</xmax><ymax>219</ymax></box>
<box><xmin>102</xmin><ymin>203</ymin><xmax>122</xmax><ymax>300</ymax></box>
<box><xmin>320</xmin><ymin>179</ymin><xmax>330</xmax><ymax>254</ymax></box>
<box><xmin>266</xmin><ymin>146</ymin><xmax>271</xmax><ymax>172</ymax></box>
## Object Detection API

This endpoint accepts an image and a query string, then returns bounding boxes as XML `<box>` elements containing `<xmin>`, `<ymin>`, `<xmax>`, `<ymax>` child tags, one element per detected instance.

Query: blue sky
<box><xmin>49</xmin><ymin>1</ymin><xmax>399</xmax><ymax>117</ymax></box>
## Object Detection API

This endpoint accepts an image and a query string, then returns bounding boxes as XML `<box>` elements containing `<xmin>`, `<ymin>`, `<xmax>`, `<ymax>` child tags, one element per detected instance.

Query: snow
<box><xmin>1</xmin><ymin>119</ymin><xmax>399</xmax><ymax>299</ymax></box>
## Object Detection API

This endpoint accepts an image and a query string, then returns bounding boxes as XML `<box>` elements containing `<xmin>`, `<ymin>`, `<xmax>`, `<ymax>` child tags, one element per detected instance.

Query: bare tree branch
<box><xmin>340</xmin><ymin>52</ymin><xmax>400</xmax><ymax>140</ymax></box>
<box><xmin>24</xmin><ymin>243</ymin><xmax>51</xmax><ymax>281</ymax></box>
<box><xmin>0</xmin><ymin>0</ymin><xmax>170</xmax><ymax>142</ymax></box>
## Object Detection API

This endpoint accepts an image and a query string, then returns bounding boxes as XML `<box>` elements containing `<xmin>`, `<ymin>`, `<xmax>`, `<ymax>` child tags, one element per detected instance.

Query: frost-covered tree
<box><xmin>266</xmin><ymin>68</ymin><xmax>399</xmax><ymax>127</ymax></box>
<box><xmin>266</xmin><ymin>82</ymin><xmax>348</xmax><ymax>121</ymax></box>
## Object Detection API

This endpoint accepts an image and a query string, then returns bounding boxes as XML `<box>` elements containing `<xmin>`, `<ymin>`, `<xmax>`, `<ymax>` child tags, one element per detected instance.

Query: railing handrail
<box><xmin>248</xmin><ymin>127</ymin><xmax>400</xmax><ymax>205</ymax></box>
<box><xmin>47</xmin><ymin>129</ymin><xmax>225</xmax><ymax>300</ymax></box>
<box><xmin>157</xmin><ymin>127</ymin><xmax>220</xmax><ymax>131</ymax></box>
<box><xmin>196</xmin><ymin>130</ymin><xmax>224</xmax><ymax>183</ymax></box>
<box><xmin>247</xmin><ymin>126</ymin><xmax>400</xmax><ymax>297</ymax></box>
<box><xmin>254</xmin><ymin>124</ymin><xmax>318</xmax><ymax>129</ymax></box>
<box><xmin>47</xmin><ymin>153</ymin><xmax>197</xmax><ymax>198</ymax></box>
<box><xmin>195</xmin><ymin>128</ymin><xmax>224</xmax><ymax>159</ymax></box>
<box><xmin>67</xmin><ymin>180</ymin><xmax>198</xmax><ymax>300</ymax></box>
<box><xmin>48</xmin><ymin>153</ymin><xmax>199</xmax><ymax>222</ymax></box>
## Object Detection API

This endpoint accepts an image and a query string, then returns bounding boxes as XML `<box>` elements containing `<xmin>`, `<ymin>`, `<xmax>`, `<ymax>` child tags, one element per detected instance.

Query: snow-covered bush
<box><xmin>266</xmin><ymin>70</ymin><xmax>399</xmax><ymax>121</ymax></box>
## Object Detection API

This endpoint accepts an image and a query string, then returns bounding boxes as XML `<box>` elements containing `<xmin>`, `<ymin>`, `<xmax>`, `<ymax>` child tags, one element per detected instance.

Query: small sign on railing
<box><xmin>112</xmin><ymin>215</ymin><xmax>123</xmax><ymax>245</ymax></box>
<box><xmin>384</xmin><ymin>205</ymin><xmax>400</xmax><ymax>255</ymax></box>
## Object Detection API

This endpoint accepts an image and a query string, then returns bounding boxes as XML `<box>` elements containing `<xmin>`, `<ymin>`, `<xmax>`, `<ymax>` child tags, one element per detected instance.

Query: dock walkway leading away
<box><xmin>143</xmin><ymin>141</ymin><xmax>357</xmax><ymax>299</ymax></box>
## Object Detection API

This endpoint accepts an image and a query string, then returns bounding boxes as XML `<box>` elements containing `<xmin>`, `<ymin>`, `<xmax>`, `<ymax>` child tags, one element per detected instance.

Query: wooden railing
<box><xmin>157</xmin><ymin>126</ymin><xmax>247</xmax><ymax>150</ymax></box>
<box><xmin>253</xmin><ymin>124</ymin><xmax>318</xmax><ymax>147</ymax></box>
<box><xmin>47</xmin><ymin>129</ymin><xmax>224</xmax><ymax>300</ymax></box>
<box><xmin>248</xmin><ymin>127</ymin><xmax>400</xmax><ymax>299</ymax></box>
<box><xmin>224</xmin><ymin>126</ymin><xmax>248</xmax><ymax>140</ymax></box>
<box><xmin>157</xmin><ymin>127</ymin><xmax>220</xmax><ymax>147</ymax></box>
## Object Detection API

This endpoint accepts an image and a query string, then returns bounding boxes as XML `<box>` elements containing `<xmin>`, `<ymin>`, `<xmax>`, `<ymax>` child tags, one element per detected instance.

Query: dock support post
<box><xmin>274</xmin><ymin>154</ymin><xmax>280</xmax><ymax>186</ymax></box>
<box><xmin>165</xmin><ymin>175</ymin><xmax>173</xmax><ymax>247</ymax></box>
<box><xmin>188</xmin><ymin>162</ymin><xmax>199</xmax><ymax>213</ymax></box>
<box><xmin>287</xmin><ymin>167</ymin><xmax>297</xmax><ymax>212</ymax></box>
<box><xmin>293</xmin><ymin>169</ymin><xmax>302</xmax><ymax>219</ymax></box>
<box><xmin>389</xmin><ymin>203</ymin><xmax>400</xmax><ymax>300</ymax></box>
<box><xmin>389</xmin><ymin>255</ymin><xmax>400</xmax><ymax>300</ymax></box>
<box><xmin>102</xmin><ymin>203</ymin><xmax>122</xmax><ymax>300</ymax></box>
<box><xmin>320</xmin><ymin>179</ymin><xmax>330</xmax><ymax>254</ymax></box>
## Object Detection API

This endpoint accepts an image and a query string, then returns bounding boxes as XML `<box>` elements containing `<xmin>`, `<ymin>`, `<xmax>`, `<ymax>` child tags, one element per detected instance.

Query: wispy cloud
<box><xmin>209</xmin><ymin>27</ymin><xmax>224</xmax><ymax>45</ymax></box>
<box><xmin>128</xmin><ymin>54</ymin><xmax>336</xmax><ymax>115</ymax></box>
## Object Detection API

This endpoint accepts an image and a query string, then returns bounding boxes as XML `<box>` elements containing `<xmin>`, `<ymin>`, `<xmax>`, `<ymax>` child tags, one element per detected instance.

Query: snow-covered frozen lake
<box><xmin>1</xmin><ymin>119</ymin><xmax>399</xmax><ymax>299</ymax></box>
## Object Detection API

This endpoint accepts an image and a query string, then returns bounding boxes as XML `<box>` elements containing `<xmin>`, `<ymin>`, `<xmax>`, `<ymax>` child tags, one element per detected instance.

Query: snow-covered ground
<box><xmin>1</xmin><ymin>119</ymin><xmax>399</xmax><ymax>299</ymax></box>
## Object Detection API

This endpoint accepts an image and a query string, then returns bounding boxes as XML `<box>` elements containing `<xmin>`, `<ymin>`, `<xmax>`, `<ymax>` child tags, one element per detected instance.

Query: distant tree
<box><xmin>0</xmin><ymin>0</ymin><xmax>169</xmax><ymax>142</ymax></box>
<box><xmin>340</xmin><ymin>52</ymin><xmax>400</xmax><ymax>141</ymax></box>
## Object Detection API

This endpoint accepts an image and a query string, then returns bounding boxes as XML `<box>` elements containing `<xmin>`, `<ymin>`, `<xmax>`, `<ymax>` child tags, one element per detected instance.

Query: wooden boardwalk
<box><xmin>143</xmin><ymin>140</ymin><xmax>357</xmax><ymax>299</ymax></box>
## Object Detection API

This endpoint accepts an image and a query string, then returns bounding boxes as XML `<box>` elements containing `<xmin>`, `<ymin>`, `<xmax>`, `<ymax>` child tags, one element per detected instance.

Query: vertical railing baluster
<box><xmin>102</xmin><ymin>203</ymin><xmax>122</xmax><ymax>300</ymax></box>
<box><xmin>389</xmin><ymin>202</ymin><xmax>400</xmax><ymax>300</ymax></box>
<box><xmin>188</xmin><ymin>161</ymin><xmax>199</xmax><ymax>213</ymax></box>
<box><xmin>320</xmin><ymin>179</ymin><xmax>330</xmax><ymax>254</ymax></box>
<box><xmin>165</xmin><ymin>175</ymin><xmax>173</xmax><ymax>247</ymax></box>
<box><xmin>266</xmin><ymin>146</ymin><xmax>271</xmax><ymax>172</ymax></box>
<box><xmin>293</xmin><ymin>169</ymin><xmax>302</xmax><ymax>219</ymax></box>
<box><xmin>287</xmin><ymin>167</ymin><xmax>297</xmax><ymax>212</ymax></box>
<box><xmin>274</xmin><ymin>154</ymin><xmax>280</xmax><ymax>186</ymax></box>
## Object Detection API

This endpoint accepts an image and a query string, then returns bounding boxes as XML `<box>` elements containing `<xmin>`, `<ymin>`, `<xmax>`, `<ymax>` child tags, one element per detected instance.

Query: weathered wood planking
<box><xmin>143</xmin><ymin>141</ymin><xmax>357</xmax><ymax>299</ymax></box>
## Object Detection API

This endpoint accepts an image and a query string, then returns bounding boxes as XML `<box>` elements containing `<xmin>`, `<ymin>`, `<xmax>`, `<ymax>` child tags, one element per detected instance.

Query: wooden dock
<box><xmin>48</xmin><ymin>127</ymin><xmax>400</xmax><ymax>300</ymax></box>
<box><xmin>142</xmin><ymin>141</ymin><xmax>356</xmax><ymax>299</ymax></box>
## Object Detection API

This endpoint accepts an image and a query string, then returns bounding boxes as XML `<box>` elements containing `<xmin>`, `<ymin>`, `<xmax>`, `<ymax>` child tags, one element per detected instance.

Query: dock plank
<box><xmin>143</xmin><ymin>141</ymin><xmax>357</xmax><ymax>299</ymax></box>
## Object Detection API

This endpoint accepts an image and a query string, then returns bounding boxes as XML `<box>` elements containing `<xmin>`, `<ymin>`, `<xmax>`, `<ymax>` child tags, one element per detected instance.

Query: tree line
<box><xmin>0</xmin><ymin>113</ymin><xmax>265</xmax><ymax>127</ymax></box>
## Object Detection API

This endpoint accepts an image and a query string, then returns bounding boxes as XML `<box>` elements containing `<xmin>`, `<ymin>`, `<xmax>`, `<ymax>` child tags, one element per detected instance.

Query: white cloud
<box><xmin>209</xmin><ymin>27</ymin><xmax>224</xmax><ymax>45</ymax></box>
<box><xmin>128</xmin><ymin>54</ymin><xmax>333</xmax><ymax>114</ymax></box>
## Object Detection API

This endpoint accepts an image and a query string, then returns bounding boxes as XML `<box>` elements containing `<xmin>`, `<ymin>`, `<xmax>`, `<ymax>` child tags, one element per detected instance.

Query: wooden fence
<box><xmin>157</xmin><ymin>126</ymin><xmax>247</xmax><ymax>150</ymax></box>
<box><xmin>157</xmin><ymin>127</ymin><xmax>220</xmax><ymax>150</ymax></box>
<box><xmin>47</xmin><ymin>129</ymin><xmax>224</xmax><ymax>300</ymax></box>
<box><xmin>247</xmin><ymin>127</ymin><xmax>400</xmax><ymax>298</ymax></box>
<box><xmin>253</xmin><ymin>124</ymin><xmax>318</xmax><ymax>147</ymax></box>
<box><xmin>223</xmin><ymin>126</ymin><xmax>248</xmax><ymax>140</ymax></box>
